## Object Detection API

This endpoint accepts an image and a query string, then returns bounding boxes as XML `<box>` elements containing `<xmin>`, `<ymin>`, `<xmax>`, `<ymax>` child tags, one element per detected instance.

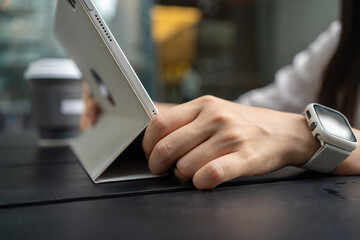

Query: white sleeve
<box><xmin>236</xmin><ymin>21</ymin><xmax>341</xmax><ymax>113</ymax></box>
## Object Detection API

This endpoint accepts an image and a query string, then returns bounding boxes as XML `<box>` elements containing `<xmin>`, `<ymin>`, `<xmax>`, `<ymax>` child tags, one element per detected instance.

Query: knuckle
<box><xmin>254</xmin><ymin>125</ymin><xmax>270</xmax><ymax>137</ymax></box>
<box><xmin>176</xmin><ymin>160</ymin><xmax>193</xmax><ymax>179</ymax></box>
<box><xmin>142</xmin><ymin>141</ymin><xmax>151</xmax><ymax>156</ymax></box>
<box><xmin>153</xmin><ymin>140</ymin><xmax>172</xmax><ymax>162</ymax></box>
<box><xmin>222</xmin><ymin>131</ymin><xmax>242</xmax><ymax>146</ymax></box>
<box><xmin>198</xmin><ymin>95</ymin><xmax>218</xmax><ymax>105</ymax></box>
<box><xmin>142</xmin><ymin>134</ymin><xmax>152</xmax><ymax>155</ymax></box>
<box><xmin>238</xmin><ymin>144</ymin><xmax>258</xmax><ymax>161</ymax></box>
<box><xmin>141</xmin><ymin>137</ymin><xmax>152</xmax><ymax>156</ymax></box>
<box><xmin>151</xmin><ymin>113</ymin><xmax>167</xmax><ymax>132</ymax></box>
<box><xmin>149</xmin><ymin>140</ymin><xmax>173</xmax><ymax>174</ymax></box>
<box><xmin>210</xmin><ymin>112</ymin><xmax>232</xmax><ymax>126</ymax></box>
<box><xmin>144</xmin><ymin>114</ymin><xmax>168</xmax><ymax>155</ymax></box>
<box><xmin>205</xmin><ymin>162</ymin><xmax>225</xmax><ymax>184</ymax></box>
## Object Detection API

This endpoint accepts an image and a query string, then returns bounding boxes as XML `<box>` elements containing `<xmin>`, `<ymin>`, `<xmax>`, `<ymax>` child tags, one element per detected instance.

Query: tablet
<box><xmin>54</xmin><ymin>0</ymin><xmax>160</xmax><ymax>183</ymax></box>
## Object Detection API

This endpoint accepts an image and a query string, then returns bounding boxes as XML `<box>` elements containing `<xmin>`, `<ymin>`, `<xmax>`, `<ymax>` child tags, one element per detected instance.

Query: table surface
<box><xmin>1</xmin><ymin>132</ymin><xmax>360</xmax><ymax>240</ymax></box>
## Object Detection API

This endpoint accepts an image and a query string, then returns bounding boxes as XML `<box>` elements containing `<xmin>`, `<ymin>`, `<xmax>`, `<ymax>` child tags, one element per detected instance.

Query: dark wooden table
<box><xmin>1</xmin><ymin>132</ymin><xmax>360</xmax><ymax>240</ymax></box>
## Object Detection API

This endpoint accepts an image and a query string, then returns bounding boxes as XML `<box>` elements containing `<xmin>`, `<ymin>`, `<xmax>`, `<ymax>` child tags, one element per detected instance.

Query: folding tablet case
<box><xmin>54</xmin><ymin>0</ymin><xmax>159</xmax><ymax>183</ymax></box>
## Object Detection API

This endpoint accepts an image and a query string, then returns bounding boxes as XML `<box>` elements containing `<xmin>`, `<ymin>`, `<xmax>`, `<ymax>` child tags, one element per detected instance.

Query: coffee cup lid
<box><xmin>24</xmin><ymin>58</ymin><xmax>82</xmax><ymax>80</ymax></box>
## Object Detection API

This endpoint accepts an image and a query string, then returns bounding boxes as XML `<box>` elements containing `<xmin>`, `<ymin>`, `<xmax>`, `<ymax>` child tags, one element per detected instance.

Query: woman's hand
<box><xmin>80</xmin><ymin>82</ymin><xmax>101</xmax><ymax>131</ymax></box>
<box><xmin>143</xmin><ymin>95</ymin><xmax>320</xmax><ymax>190</ymax></box>
<box><xmin>80</xmin><ymin>82</ymin><xmax>176</xmax><ymax>130</ymax></box>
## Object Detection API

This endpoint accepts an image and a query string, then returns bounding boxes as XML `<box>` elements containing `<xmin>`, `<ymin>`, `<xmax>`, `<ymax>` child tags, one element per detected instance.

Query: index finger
<box><xmin>142</xmin><ymin>99</ymin><xmax>202</xmax><ymax>156</ymax></box>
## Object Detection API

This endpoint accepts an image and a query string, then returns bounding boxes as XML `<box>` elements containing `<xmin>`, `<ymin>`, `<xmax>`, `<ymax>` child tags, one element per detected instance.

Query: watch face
<box><xmin>314</xmin><ymin>105</ymin><xmax>357</xmax><ymax>142</ymax></box>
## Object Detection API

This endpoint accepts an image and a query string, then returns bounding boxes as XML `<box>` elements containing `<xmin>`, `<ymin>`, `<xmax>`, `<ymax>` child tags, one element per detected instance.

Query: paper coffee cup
<box><xmin>24</xmin><ymin>58</ymin><xmax>84</xmax><ymax>146</ymax></box>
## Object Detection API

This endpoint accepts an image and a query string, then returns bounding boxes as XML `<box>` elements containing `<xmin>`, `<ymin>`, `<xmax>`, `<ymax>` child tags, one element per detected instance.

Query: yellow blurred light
<box><xmin>151</xmin><ymin>5</ymin><xmax>202</xmax><ymax>44</ymax></box>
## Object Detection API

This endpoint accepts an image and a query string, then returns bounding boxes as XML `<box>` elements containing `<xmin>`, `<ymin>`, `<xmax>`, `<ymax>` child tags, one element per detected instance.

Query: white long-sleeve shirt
<box><xmin>236</xmin><ymin>22</ymin><xmax>360</xmax><ymax>129</ymax></box>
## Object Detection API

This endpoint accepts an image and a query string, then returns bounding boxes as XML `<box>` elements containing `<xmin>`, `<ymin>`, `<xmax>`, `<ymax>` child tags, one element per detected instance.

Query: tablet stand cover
<box><xmin>54</xmin><ymin>0</ymin><xmax>158</xmax><ymax>183</ymax></box>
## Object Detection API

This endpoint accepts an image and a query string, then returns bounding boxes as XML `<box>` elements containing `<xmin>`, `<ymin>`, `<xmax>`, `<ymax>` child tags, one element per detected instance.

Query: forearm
<box><xmin>332</xmin><ymin>128</ymin><xmax>360</xmax><ymax>175</ymax></box>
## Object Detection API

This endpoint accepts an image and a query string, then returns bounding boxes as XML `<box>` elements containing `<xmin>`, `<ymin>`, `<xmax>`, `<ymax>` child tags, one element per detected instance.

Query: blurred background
<box><xmin>0</xmin><ymin>0</ymin><xmax>338</xmax><ymax>134</ymax></box>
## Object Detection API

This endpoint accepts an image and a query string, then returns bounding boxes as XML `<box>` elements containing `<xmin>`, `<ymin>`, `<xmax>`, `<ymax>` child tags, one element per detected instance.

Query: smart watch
<box><xmin>302</xmin><ymin>103</ymin><xmax>358</xmax><ymax>173</ymax></box>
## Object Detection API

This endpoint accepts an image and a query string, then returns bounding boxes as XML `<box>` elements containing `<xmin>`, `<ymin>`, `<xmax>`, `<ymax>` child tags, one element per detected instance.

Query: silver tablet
<box><xmin>54</xmin><ymin>0</ymin><xmax>160</xmax><ymax>183</ymax></box>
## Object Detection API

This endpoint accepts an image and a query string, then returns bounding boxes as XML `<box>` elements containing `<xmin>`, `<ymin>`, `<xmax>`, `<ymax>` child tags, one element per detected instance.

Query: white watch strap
<box><xmin>302</xmin><ymin>143</ymin><xmax>350</xmax><ymax>173</ymax></box>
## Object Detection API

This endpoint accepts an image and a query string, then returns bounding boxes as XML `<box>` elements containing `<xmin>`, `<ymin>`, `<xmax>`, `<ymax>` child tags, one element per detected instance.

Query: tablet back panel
<box><xmin>54</xmin><ymin>0</ymin><xmax>158</xmax><ymax>182</ymax></box>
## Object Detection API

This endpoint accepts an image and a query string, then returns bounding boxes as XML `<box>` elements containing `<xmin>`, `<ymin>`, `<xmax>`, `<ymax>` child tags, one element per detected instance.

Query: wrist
<box><xmin>287</xmin><ymin>114</ymin><xmax>320</xmax><ymax>167</ymax></box>
<box><xmin>332</xmin><ymin>128</ymin><xmax>360</xmax><ymax>175</ymax></box>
